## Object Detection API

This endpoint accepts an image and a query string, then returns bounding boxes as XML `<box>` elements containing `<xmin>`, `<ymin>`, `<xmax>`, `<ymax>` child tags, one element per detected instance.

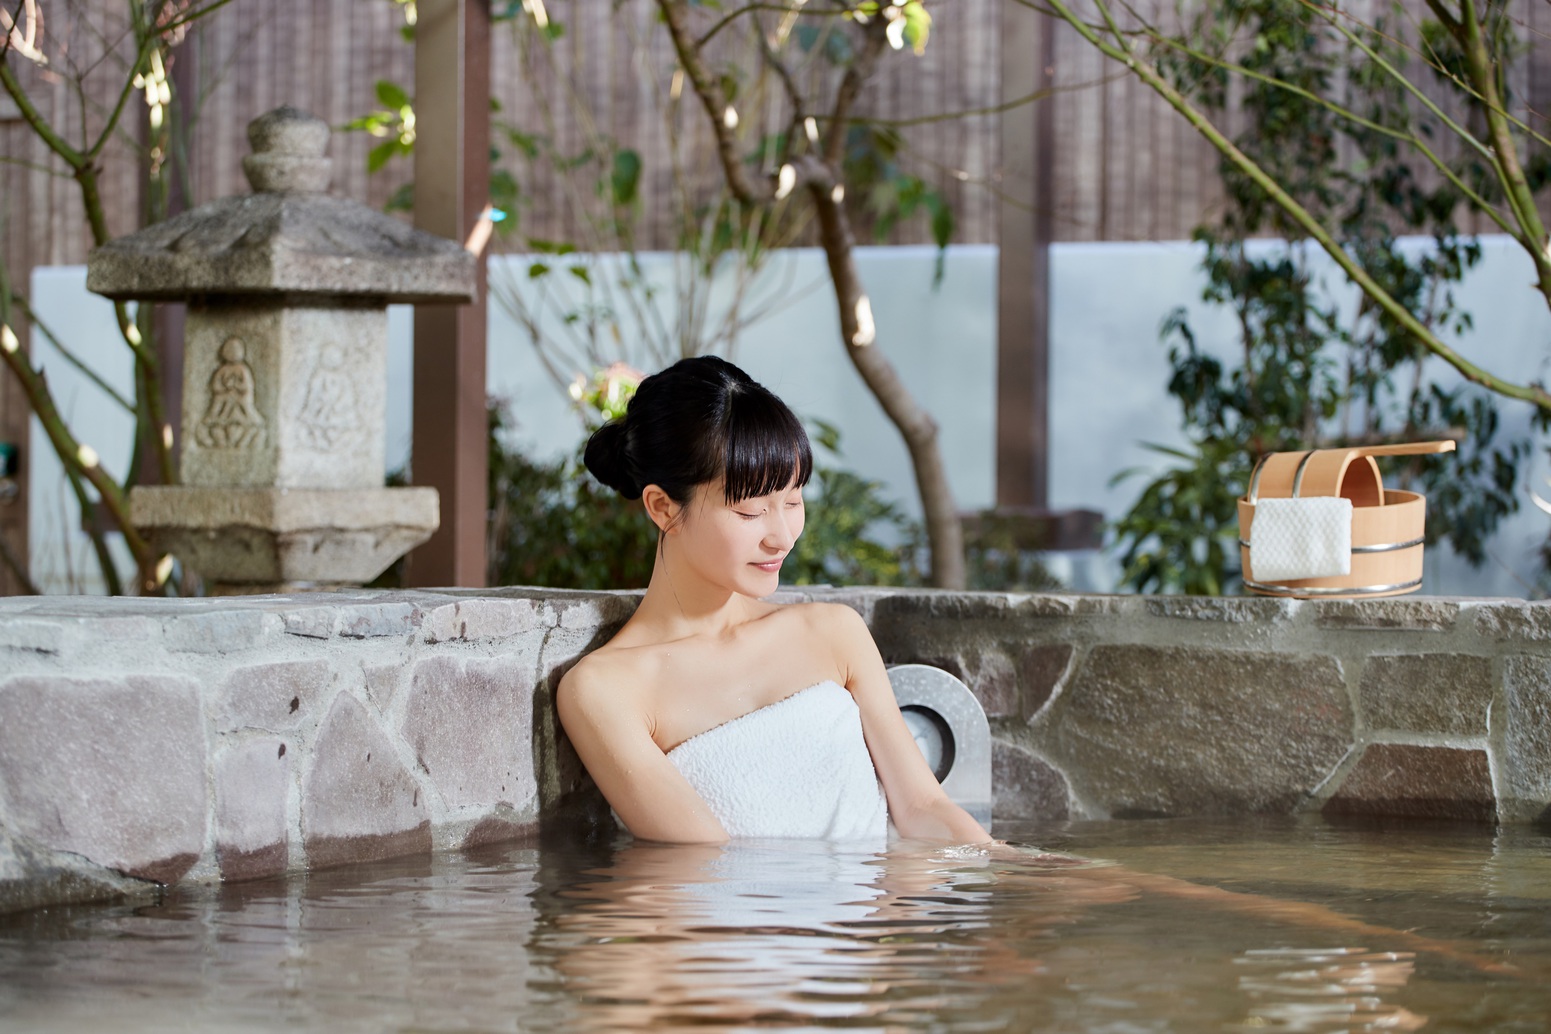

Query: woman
<box><xmin>558</xmin><ymin>355</ymin><xmax>990</xmax><ymax>845</ymax></box>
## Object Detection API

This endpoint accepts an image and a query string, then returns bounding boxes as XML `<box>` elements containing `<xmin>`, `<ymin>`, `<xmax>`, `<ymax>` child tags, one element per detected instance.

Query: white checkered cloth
<box><xmin>1250</xmin><ymin>497</ymin><xmax>1353</xmax><ymax>581</ymax></box>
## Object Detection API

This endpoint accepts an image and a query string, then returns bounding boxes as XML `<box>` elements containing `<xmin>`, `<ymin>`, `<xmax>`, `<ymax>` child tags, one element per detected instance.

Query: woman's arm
<box><xmin>816</xmin><ymin>604</ymin><xmax>991</xmax><ymax>844</ymax></box>
<box><xmin>557</xmin><ymin>667</ymin><xmax>730</xmax><ymax>844</ymax></box>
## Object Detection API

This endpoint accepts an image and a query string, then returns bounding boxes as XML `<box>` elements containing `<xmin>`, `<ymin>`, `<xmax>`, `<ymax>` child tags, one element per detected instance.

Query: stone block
<box><xmin>0</xmin><ymin>834</ymin><xmax>151</xmax><ymax>914</ymax></box>
<box><xmin>1021</xmin><ymin>643</ymin><xmax>1074</xmax><ymax>719</ymax></box>
<box><xmin>402</xmin><ymin>655</ymin><xmax>539</xmax><ymax>811</ymax></box>
<box><xmin>217</xmin><ymin>659</ymin><xmax>331</xmax><ymax>732</ymax></box>
<box><xmin>1315</xmin><ymin>598</ymin><xmax>1459</xmax><ymax>631</ymax></box>
<box><xmin>133</xmin><ymin>486</ymin><xmax>439</xmax><ymax>587</ymax></box>
<box><xmin>1044</xmin><ymin>645</ymin><xmax>1351</xmax><ymax>816</ymax></box>
<box><xmin>991</xmin><ymin>741</ymin><xmax>1070</xmax><ymax>824</ymax></box>
<box><xmin>462</xmin><ymin>812</ymin><xmax>539</xmax><ymax>849</ymax></box>
<box><xmin>1145</xmin><ymin>596</ymin><xmax>1294</xmax><ymax>623</ymax></box>
<box><xmin>538</xmin><ymin>625</ymin><xmax>617</xmax><ymax>692</ymax></box>
<box><xmin>1359</xmin><ymin>654</ymin><xmax>1491</xmax><ymax>736</ymax></box>
<box><xmin>93</xmin><ymin>616</ymin><xmax>165</xmax><ymax>643</ymax></box>
<box><xmin>1323</xmin><ymin>743</ymin><xmax>1495</xmax><ymax>822</ymax></box>
<box><xmin>0</xmin><ymin>675</ymin><xmax>207</xmax><ymax>883</ymax></box>
<box><xmin>283</xmin><ymin>608</ymin><xmax>338</xmax><ymax>639</ymax></box>
<box><xmin>0</xmin><ymin>619</ymin><xmax>66</xmax><ymax>654</ymax></box>
<box><xmin>1064</xmin><ymin>595</ymin><xmax>1128</xmax><ymax>616</ymax></box>
<box><xmin>1501</xmin><ymin>656</ymin><xmax>1551</xmax><ymax>822</ymax></box>
<box><xmin>303</xmin><ymin>693</ymin><xmax>430</xmax><ymax>869</ymax></box>
<box><xmin>215</xmin><ymin>738</ymin><xmax>291</xmax><ymax>881</ymax></box>
<box><xmin>552</xmin><ymin>592</ymin><xmax>640</xmax><ymax>629</ymax></box>
<box><xmin>1475</xmin><ymin>602</ymin><xmax>1551</xmax><ymax>641</ymax></box>
<box><xmin>909</xmin><ymin>649</ymin><xmax>1018</xmax><ymax>718</ymax></box>
<box><xmin>1015</xmin><ymin>593</ymin><xmax>1079</xmax><ymax>617</ymax></box>
<box><xmin>178</xmin><ymin>304</ymin><xmax>388</xmax><ymax>490</ymax></box>
<box><xmin>363</xmin><ymin>662</ymin><xmax>406</xmax><ymax>712</ymax></box>
<box><xmin>337</xmin><ymin>601</ymin><xmax>420</xmax><ymax>639</ymax></box>
<box><xmin>163</xmin><ymin>609</ymin><xmax>271</xmax><ymax>654</ymax></box>
<box><xmin>422</xmin><ymin>598</ymin><xmax>542</xmax><ymax>643</ymax></box>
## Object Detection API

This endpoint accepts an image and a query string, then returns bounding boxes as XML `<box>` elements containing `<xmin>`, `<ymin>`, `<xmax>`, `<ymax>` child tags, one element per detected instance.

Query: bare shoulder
<box><xmin>780</xmin><ymin>601</ymin><xmax>876</xmax><ymax>662</ymax></box>
<box><xmin>556</xmin><ymin>646</ymin><xmax>641</xmax><ymax>722</ymax></box>
<box><xmin>785</xmin><ymin>600</ymin><xmax>871</xmax><ymax>637</ymax></box>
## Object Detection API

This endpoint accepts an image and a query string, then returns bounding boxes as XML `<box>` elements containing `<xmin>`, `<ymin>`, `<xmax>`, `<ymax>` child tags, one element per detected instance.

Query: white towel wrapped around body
<box><xmin>1250</xmin><ymin>496</ymin><xmax>1354</xmax><ymax>581</ymax></box>
<box><xmin>667</xmin><ymin>680</ymin><xmax>889</xmax><ymax>841</ymax></box>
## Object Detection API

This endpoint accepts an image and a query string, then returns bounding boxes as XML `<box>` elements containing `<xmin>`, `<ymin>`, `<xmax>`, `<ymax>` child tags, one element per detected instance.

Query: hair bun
<box><xmin>583</xmin><ymin>420</ymin><xmax>640</xmax><ymax>499</ymax></box>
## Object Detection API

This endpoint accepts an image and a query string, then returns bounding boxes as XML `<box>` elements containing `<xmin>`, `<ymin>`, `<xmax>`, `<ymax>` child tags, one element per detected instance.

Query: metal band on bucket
<box><xmin>1238</xmin><ymin>535</ymin><xmax>1425</xmax><ymax>555</ymax></box>
<box><xmin>1241</xmin><ymin>576</ymin><xmax>1423</xmax><ymax>596</ymax></box>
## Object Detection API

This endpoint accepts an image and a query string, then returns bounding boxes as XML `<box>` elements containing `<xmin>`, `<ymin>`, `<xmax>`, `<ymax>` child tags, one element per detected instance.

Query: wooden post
<box><xmin>0</xmin><ymin>317</ymin><xmax>30</xmax><ymax>595</ymax></box>
<box><xmin>996</xmin><ymin>0</ymin><xmax>1056</xmax><ymax>510</ymax></box>
<box><xmin>1</xmin><ymin>98</ymin><xmax>31</xmax><ymax>594</ymax></box>
<box><xmin>407</xmin><ymin>0</ymin><xmax>490</xmax><ymax>588</ymax></box>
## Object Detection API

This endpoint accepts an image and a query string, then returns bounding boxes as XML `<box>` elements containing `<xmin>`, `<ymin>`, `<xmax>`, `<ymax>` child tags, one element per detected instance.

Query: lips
<box><xmin>752</xmin><ymin>557</ymin><xmax>785</xmax><ymax>572</ymax></box>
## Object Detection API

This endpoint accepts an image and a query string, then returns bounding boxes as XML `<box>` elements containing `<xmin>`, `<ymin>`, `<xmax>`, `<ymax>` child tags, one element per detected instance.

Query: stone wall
<box><xmin>0</xmin><ymin>589</ymin><xmax>635</xmax><ymax>914</ymax></box>
<box><xmin>858</xmin><ymin>591</ymin><xmax>1551</xmax><ymax>828</ymax></box>
<box><xmin>1</xmin><ymin>588</ymin><xmax>1548</xmax><ymax>913</ymax></box>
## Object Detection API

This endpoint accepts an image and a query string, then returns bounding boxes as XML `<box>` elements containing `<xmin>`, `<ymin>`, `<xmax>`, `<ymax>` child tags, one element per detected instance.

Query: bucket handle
<box><xmin>1346</xmin><ymin>440</ymin><xmax>1457</xmax><ymax>459</ymax></box>
<box><xmin>1247</xmin><ymin>440</ymin><xmax>1456</xmax><ymax>504</ymax></box>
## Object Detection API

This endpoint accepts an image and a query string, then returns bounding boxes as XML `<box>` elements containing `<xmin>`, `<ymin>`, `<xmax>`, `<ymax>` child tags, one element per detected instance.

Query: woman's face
<box><xmin>673</xmin><ymin>476</ymin><xmax>806</xmax><ymax>596</ymax></box>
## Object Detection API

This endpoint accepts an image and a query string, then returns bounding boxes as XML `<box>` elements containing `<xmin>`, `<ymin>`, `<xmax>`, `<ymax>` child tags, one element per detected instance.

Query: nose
<box><xmin>764</xmin><ymin>509</ymin><xmax>798</xmax><ymax>551</ymax></box>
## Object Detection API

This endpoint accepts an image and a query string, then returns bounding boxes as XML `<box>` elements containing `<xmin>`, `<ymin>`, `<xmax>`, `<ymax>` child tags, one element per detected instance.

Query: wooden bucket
<box><xmin>1237</xmin><ymin>441</ymin><xmax>1456</xmax><ymax>599</ymax></box>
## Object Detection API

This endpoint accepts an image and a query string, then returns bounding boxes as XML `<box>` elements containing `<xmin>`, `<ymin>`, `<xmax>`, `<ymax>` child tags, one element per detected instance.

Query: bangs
<box><xmin>719</xmin><ymin>391</ymin><xmax>813</xmax><ymax>503</ymax></box>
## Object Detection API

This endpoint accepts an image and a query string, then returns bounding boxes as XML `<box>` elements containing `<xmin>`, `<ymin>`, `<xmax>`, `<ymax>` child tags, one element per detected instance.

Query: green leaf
<box><xmin>501</xmin><ymin>125</ymin><xmax>541</xmax><ymax>159</ymax></box>
<box><xmin>928</xmin><ymin>194</ymin><xmax>954</xmax><ymax>250</ymax></box>
<box><xmin>367</xmin><ymin>139</ymin><xmax>403</xmax><ymax>173</ymax></box>
<box><xmin>567</xmin><ymin>265</ymin><xmax>592</xmax><ymax>286</ymax></box>
<box><xmin>902</xmin><ymin>2</ymin><xmax>932</xmax><ymax>55</ymax></box>
<box><xmin>385</xmin><ymin>182</ymin><xmax>415</xmax><ymax>212</ymax></box>
<box><xmin>528</xmin><ymin>262</ymin><xmax>550</xmax><ymax>279</ymax></box>
<box><xmin>809</xmin><ymin>418</ymin><xmax>843</xmax><ymax>454</ymax></box>
<box><xmin>527</xmin><ymin>238</ymin><xmax>578</xmax><ymax>256</ymax></box>
<box><xmin>375</xmin><ymin>80</ymin><xmax>411</xmax><ymax>111</ymax></box>
<box><xmin>611</xmin><ymin>149</ymin><xmax>642</xmax><ymax>207</ymax></box>
<box><xmin>341</xmin><ymin>113</ymin><xmax>388</xmax><ymax>133</ymax></box>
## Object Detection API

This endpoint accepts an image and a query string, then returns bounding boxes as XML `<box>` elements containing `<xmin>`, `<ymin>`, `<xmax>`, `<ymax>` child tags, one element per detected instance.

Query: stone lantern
<box><xmin>88</xmin><ymin>106</ymin><xmax>475</xmax><ymax>592</ymax></box>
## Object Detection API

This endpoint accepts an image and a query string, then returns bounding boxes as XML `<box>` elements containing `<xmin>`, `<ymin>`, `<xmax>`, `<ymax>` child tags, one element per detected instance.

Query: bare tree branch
<box><xmin>1042</xmin><ymin>0</ymin><xmax>1551</xmax><ymax>417</ymax></box>
<box><xmin>656</xmin><ymin>0</ymin><xmax>769</xmax><ymax>206</ymax></box>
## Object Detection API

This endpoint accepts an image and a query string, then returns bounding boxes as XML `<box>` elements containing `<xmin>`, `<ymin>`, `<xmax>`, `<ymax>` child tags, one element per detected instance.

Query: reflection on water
<box><xmin>1233</xmin><ymin>949</ymin><xmax>1426</xmax><ymax>1032</ymax></box>
<box><xmin>0</xmin><ymin>817</ymin><xmax>1548</xmax><ymax>1032</ymax></box>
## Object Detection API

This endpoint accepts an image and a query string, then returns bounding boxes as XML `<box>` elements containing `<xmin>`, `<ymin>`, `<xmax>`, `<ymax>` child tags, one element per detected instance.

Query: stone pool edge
<box><xmin>0</xmin><ymin>587</ymin><xmax>1547</xmax><ymax>913</ymax></box>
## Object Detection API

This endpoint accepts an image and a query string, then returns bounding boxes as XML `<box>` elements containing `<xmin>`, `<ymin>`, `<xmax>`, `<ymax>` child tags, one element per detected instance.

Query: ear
<box><xmin>641</xmin><ymin>484</ymin><xmax>680</xmax><ymax>533</ymax></box>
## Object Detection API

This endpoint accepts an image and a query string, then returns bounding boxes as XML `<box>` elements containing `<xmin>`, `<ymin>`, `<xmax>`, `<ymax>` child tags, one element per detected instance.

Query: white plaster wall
<box><xmin>1046</xmin><ymin>236</ymin><xmax>1551</xmax><ymax>595</ymax></box>
<box><xmin>30</xmin><ymin>234</ymin><xmax>1551</xmax><ymax>596</ymax></box>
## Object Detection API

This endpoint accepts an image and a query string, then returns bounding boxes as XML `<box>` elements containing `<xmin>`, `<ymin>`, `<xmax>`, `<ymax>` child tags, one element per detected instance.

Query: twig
<box><xmin>695</xmin><ymin>2</ymin><xmax>845</xmax><ymax>49</ymax></box>
<box><xmin>823</xmin><ymin>13</ymin><xmax>887</xmax><ymax>165</ymax></box>
<box><xmin>656</xmin><ymin>0</ymin><xmax>769</xmax><ymax>206</ymax></box>
<box><xmin>8</xmin><ymin>293</ymin><xmax>136</xmax><ymax>414</ymax></box>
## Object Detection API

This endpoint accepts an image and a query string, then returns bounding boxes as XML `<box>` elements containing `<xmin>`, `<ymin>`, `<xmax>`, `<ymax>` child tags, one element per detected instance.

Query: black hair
<box><xmin>583</xmin><ymin>355</ymin><xmax>813</xmax><ymax>506</ymax></box>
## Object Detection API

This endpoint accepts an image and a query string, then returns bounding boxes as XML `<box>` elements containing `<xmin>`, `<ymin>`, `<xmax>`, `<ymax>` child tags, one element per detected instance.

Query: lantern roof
<box><xmin>87</xmin><ymin>107</ymin><xmax>475</xmax><ymax>305</ymax></box>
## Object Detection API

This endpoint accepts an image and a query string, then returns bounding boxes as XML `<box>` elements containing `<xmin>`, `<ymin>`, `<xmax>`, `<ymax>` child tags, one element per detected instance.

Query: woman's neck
<box><xmin>633</xmin><ymin>552</ymin><xmax>754</xmax><ymax>641</ymax></box>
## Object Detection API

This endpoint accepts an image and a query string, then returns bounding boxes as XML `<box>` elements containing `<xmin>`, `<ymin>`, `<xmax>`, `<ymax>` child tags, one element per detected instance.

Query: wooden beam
<box><xmin>996</xmin><ymin>0</ymin><xmax>1056</xmax><ymax>509</ymax></box>
<box><xmin>407</xmin><ymin>0</ymin><xmax>490</xmax><ymax>588</ymax></box>
<box><xmin>0</xmin><ymin>315</ymin><xmax>32</xmax><ymax>595</ymax></box>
